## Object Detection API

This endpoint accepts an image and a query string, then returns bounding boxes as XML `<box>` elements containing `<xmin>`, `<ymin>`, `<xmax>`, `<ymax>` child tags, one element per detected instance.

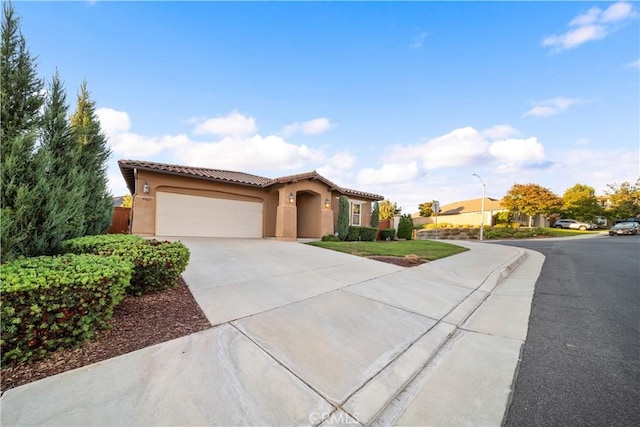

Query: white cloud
<box><xmin>489</xmin><ymin>137</ymin><xmax>545</xmax><ymax>163</ymax></box>
<box><xmin>96</xmin><ymin>108</ymin><xmax>131</xmax><ymax>135</ymax></box>
<box><xmin>357</xmin><ymin>162</ymin><xmax>419</xmax><ymax>185</ymax></box>
<box><xmin>481</xmin><ymin>124</ymin><xmax>520</xmax><ymax>140</ymax></box>
<box><xmin>542</xmin><ymin>1</ymin><xmax>637</xmax><ymax>52</ymax></box>
<box><xmin>601</xmin><ymin>1</ymin><xmax>636</xmax><ymax>23</ymax></box>
<box><xmin>626</xmin><ymin>58</ymin><xmax>640</xmax><ymax>69</ymax></box>
<box><xmin>524</xmin><ymin>97</ymin><xmax>580</xmax><ymax>117</ymax></box>
<box><xmin>109</xmin><ymin>132</ymin><xmax>189</xmax><ymax>157</ymax></box>
<box><xmin>282</xmin><ymin>117</ymin><xmax>333</xmax><ymax>136</ymax></box>
<box><xmin>193</xmin><ymin>111</ymin><xmax>256</xmax><ymax>137</ymax></box>
<box><xmin>410</xmin><ymin>31</ymin><xmax>427</xmax><ymax>49</ymax></box>
<box><xmin>175</xmin><ymin>135</ymin><xmax>323</xmax><ymax>171</ymax></box>
<box><xmin>98</xmin><ymin>107</ymin><xmax>325</xmax><ymax>171</ymax></box>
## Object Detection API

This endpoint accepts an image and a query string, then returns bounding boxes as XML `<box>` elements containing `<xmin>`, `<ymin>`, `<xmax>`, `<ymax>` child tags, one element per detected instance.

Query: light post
<box><xmin>472</xmin><ymin>173</ymin><xmax>485</xmax><ymax>241</ymax></box>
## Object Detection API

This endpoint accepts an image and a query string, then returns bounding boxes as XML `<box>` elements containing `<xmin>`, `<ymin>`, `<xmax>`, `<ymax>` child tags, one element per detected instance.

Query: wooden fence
<box><xmin>108</xmin><ymin>207</ymin><xmax>131</xmax><ymax>234</ymax></box>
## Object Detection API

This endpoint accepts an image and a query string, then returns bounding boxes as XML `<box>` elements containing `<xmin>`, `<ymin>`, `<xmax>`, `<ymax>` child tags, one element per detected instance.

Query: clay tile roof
<box><xmin>118</xmin><ymin>160</ymin><xmax>384</xmax><ymax>201</ymax></box>
<box><xmin>118</xmin><ymin>160</ymin><xmax>273</xmax><ymax>193</ymax></box>
<box><xmin>439</xmin><ymin>197</ymin><xmax>504</xmax><ymax>215</ymax></box>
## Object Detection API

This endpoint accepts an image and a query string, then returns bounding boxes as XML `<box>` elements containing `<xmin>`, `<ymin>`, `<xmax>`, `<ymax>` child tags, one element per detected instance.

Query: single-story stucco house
<box><xmin>412</xmin><ymin>197</ymin><xmax>550</xmax><ymax>228</ymax></box>
<box><xmin>118</xmin><ymin>160</ymin><xmax>383</xmax><ymax>240</ymax></box>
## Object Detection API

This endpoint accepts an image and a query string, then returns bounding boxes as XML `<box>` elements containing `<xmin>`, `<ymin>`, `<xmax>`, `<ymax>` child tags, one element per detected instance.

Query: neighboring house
<box><xmin>118</xmin><ymin>160</ymin><xmax>383</xmax><ymax>240</ymax></box>
<box><xmin>412</xmin><ymin>197</ymin><xmax>550</xmax><ymax>227</ymax></box>
<box><xmin>112</xmin><ymin>196</ymin><xmax>124</xmax><ymax>207</ymax></box>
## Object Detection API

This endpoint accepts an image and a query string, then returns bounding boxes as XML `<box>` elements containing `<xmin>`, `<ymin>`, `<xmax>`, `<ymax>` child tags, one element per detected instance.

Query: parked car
<box><xmin>554</xmin><ymin>219</ymin><xmax>597</xmax><ymax>231</ymax></box>
<box><xmin>608</xmin><ymin>222</ymin><xmax>639</xmax><ymax>236</ymax></box>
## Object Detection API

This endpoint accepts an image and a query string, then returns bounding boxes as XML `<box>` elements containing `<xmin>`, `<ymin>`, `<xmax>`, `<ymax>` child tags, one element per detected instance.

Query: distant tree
<box><xmin>379</xmin><ymin>200</ymin><xmax>401</xmax><ymax>220</ymax></box>
<box><xmin>370</xmin><ymin>201</ymin><xmax>379</xmax><ymax>228</ymax></box>
<box><xmin>501</xmin><ymin>183</ymin><xmax>562</xmax><ymax>227</ymax></box>
<box><xmin>418</xmin><ymin>201</ymin><xmax>434</xmax><ymax>217</ymax></box>
<box><xmin>561</xmin><ymin>183</ymin><xmax>602</xmax><ymax>222</ymax></box>
<box><xmin>0</xmin><ymin>3</ymin><xmax>45</xmax><ymax>261</ymax></box>
<box><xmin>397</xmin><ymin>214</ymin><xmax>414</xmax><ymax>240</ymax></box>
<box><xmin>70</xmin><ymin>81</ymin><xmax>113</xmax><ymax>235</ymax></box>
<box><xmin>121</xmin><ymin>194</ymin><xmax>133</xmax><ymax>208</ymax></box>
<box><xmin>605</xmin><ymin>178</ymin><xmax>640</xmax><ymax>219</ymax></box>
<box><xmin>337</xmin><ymin>195</ymin><xmax>349</xmax><ymax>240</ymax></box>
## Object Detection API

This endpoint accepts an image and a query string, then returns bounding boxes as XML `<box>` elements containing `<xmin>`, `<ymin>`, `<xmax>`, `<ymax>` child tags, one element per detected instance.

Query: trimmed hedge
<box><xmin>61</xmin><ymin>234</ymin><xmax>144</xmax><ymax>253</ymax></box>
<box><xmin>381</xmin><ymin>228</ymin><xmax>396</xmax><ymax>240</ymax></box>
<box><xmin>62</xmin><ymin>235</ymin><xmax>190</xmax><ymax>296</ymax></box>
<box><xmin>100</xmin><ymin>240</ymin><xmax>190</xmax><ymax>296</ymax></box>
<box><xmin>0</xmin><ymin>254</ymin><xmax>133</xmax><ymax>364</ymax></box>
<box><xmin>346</xmin><ymin>226</ymin><xmax>378</xmax><ymax>241</ymax></box>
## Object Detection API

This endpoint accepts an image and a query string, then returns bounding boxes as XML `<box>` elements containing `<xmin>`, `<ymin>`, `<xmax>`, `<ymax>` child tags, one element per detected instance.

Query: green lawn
<box><xmin>307</xmin><ymin>240</ymin><xmax>468</xmax><ymax>261</ymax></box>
<box><xmin>484</xmin><ymin>227</ymin><xmax>600</xmax><ymax>239</ymax></box>
<box><xmin>539</xmin><ymin>227</ymin><xmax>600</xmax><ymax>236</ymax></box>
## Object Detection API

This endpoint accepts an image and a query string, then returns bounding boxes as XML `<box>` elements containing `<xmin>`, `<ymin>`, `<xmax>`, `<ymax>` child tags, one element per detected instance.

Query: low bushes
<box><xmin>321</xmin><ymin>234</ymin><xmax>340</xmax><ymax>242</ymax></box>
<box><xmin>61</xmin><ymin>234</ymin><xmax>144</xmax><ymax>253</ymax></box>
<box><xmin>62</xmin><ymin>235</ymin><xmax>190</xmax><ymax>296</ymax></box>
<box><xmin>0</xmin><ymin>254</ymin><xmax>133</xmax><ymax>364</ymax></box>
<box><xmin>381</xmin><ymin>228</ymin><xmax>396</xmax><ymax>240</ymax></box>
<box><xmin>346</xmin><ymin>226</ymin><xmax>378</xmax><ymax>241</ymax></box>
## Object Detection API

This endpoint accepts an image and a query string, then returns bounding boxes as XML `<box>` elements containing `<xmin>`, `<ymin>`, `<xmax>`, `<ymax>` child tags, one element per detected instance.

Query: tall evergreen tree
<box><xmin>70</xmin><ymin>81</ymin><xmax>113</xmax><ymax>235</ymax></box>
<box><xmin>36</xmin><ymin>71</ymin><xmax>87</xmax><ymax>253</ymax></box>
<box><xmin>0</xmin><ymin>2</ymin><xmax>45</xmax><ymax>261</ymax></box>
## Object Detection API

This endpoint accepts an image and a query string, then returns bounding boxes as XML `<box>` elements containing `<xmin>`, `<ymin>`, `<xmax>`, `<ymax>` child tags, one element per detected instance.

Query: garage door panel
<box><xmin>156</xmin><ymin>192</ymin><xmax>262</xmax><ymax>238</ymax></box>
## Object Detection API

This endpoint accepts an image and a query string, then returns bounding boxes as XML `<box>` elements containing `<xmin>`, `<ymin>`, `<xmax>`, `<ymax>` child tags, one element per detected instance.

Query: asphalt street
<box><xmin>495</xmin><ymin>235</ymin><xmax>640</xmax><ymax>426</ymax></box>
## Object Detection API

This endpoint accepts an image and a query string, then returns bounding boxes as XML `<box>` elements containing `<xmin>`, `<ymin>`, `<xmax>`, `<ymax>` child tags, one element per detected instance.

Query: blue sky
<box><xmin>15</xmin><ymin>1</ymin><xmax>639</xmax><ymax>213</ymax></box>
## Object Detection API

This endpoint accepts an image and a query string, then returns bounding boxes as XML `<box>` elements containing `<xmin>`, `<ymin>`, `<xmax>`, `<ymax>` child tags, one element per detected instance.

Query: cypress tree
<box><xmin>36</xmin><ymin>71</ymin><xmax>86</xmax><ymax>253</ymax></box>
<box><xmin>70</xmin><ymin>81</ymin><xmax>113</xmax><ymax>235</ymax></box>
<box><xmin>371</xmin><ymin>201</ymin><xmax>379</xmax><ymax>228</ymax></box>
<box><xmin>337</xmin><ymin>195</ymin><xmax>349</xmax><ymax>240</ymax></box>
<box><xmin>0</xmin><ymin>2</ymin><xmax>45</xmax><ymax>261</ymax></box>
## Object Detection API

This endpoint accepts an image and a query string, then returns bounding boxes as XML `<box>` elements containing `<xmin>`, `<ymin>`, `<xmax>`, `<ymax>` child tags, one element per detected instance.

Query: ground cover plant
<box><xmin>308</xmin><ymin>240</ymin><xmax>468</xmax><ymax>262</ymax></box>
<box><xmin>417</xmin><ymin>226</ymin><xmax>599</xmax><ymax>240</ymax></box>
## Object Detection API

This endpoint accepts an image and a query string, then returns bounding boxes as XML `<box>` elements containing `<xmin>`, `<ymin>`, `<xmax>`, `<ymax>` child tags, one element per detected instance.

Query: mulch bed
<box><xmin>367</xmin><ymin>256</ymin><xmax>427</xmax><ymax>267</ymax></box>
<box><xmin>0</xmin><ymin>278</ymin><xmax>211</xmax><ymax>394</ymax></box>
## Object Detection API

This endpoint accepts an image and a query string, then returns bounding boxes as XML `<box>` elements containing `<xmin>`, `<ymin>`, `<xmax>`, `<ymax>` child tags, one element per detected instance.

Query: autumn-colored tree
<box><xmin>501</xmin><ymin>183</ymin><xmax>562</xmax><ymax>227</ymax></box>
<box><xmin>561</xmin><ymin>183</ymin><xmax>602</xmax><ymax>222</ymax></box>
<box><xmin>378</xmin><ymin>200</ymin><xmax>401</xmax><ymax>220</ymax></box>
<box><xmin>418</xmin><ymin>201</ymin><xmax>434</xmax><ymax>217</ymax></box>
<box><xmin>605</xmin><ymin>178</ymin><xmax>640</xmax><ymax>219</ymax></box>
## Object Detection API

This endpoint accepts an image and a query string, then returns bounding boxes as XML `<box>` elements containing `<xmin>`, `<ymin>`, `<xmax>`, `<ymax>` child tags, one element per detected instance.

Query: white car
<box><xmin>554</xmin><ymin>219</ymin><xmax>597</xmax><ymax>231</ymax></box>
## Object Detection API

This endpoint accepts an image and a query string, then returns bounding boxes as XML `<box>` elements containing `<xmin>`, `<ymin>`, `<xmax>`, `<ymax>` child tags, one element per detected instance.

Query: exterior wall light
<box><xmin>325</xmin><ymin>198</ymin><xmax>330</xmax><ymax>209</ymax></box>
<box><xmin>289</xmin><ymin>192</ymin><xmax>295</xmax><ymax>204</ymax></box>
<box><xmin>142</xmin><ymin>182</ymin><xmax>150</xmax><ymax>194</ymax></box>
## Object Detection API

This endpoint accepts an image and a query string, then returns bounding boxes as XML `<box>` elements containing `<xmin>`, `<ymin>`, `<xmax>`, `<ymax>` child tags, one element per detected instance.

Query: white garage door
<box><xmin>156</xmin><ymin>191</ymin><xmax>263</xmax><ymax>238</ymax></box>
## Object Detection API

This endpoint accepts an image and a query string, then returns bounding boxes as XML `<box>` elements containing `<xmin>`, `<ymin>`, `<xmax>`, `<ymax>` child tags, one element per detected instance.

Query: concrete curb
<box><xmin>363</xmin><ymin>245</ymin><xmax>532</xmax><ymax>425</ymax></box>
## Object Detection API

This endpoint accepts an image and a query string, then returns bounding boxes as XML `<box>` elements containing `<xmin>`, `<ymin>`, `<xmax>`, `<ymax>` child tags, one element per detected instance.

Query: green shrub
<box><xmin>381</xmin><ymin>228</ymin><xmax>396</xmax><ymax>240</ymax></box>
<box><xmin>321</xmin><ymin>234</ymin><xmax>340</xmax><ymax>242</ymax></box>
<box><xmin>359</xmin><ymin>227</ymin><xmax>378</xmax><ymax>241</ymax></box>
<box><xmin>397</xmin><ymin>214</ymin><xmax>414</xmax><ymax>239</ymax></box>
<box><xmin>62</xmin><ymin>235</ymin><xmax>190</xmax><ymax>296</ymax></box>
<box><xmin>0</xmin><ymin>254</ymin><xmax>132</xmax><ymax>365</ymax></box>
<box><xmin>61</xmin><ymin>234</ymin><xmax>144</xmax><ymax>254</ymax></box>
<box><xmin>346</xmin><ymin>226</ymin><xmax>377</xmax><ymax>241</ymax></box>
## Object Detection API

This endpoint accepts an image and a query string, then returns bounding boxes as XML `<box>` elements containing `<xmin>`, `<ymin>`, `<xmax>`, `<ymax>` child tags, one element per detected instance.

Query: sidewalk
<box><xmin>0</xmin><ymin>240</ymin><xmax>543</xmax><ymax>426</ymax></box>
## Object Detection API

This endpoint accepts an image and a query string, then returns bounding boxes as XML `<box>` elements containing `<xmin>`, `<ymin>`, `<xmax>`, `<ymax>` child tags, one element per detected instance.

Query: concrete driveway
<box><xmin>1</xmin><ymin>238</ymin><xmax>540</xmax><ymax>426</ymax></box>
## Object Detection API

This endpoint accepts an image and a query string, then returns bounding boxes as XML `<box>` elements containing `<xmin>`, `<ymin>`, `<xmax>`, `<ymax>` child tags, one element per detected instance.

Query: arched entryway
<box><xmin>296</xmin><ymin>191</ymin><xmax>322</xmax><ymax>238</ymax></box>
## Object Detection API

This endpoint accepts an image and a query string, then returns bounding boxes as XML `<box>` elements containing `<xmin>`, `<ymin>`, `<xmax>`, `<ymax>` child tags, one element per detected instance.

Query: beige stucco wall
<box><xmin>131</xmin><ymin>171</ymin><xmax>347</xmax><ymax>239</ymax></box>
<box><xmin>330</xmin><ymin>192</ymin><xmax>374</xmax><ymax>231</ymax></box>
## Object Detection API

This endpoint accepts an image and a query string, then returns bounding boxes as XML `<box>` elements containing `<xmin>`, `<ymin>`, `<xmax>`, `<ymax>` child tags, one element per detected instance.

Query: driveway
<box><xmin>1</xmin><ymin>238</ymin><xmax>536</xmax><ymax>426</ymax></box>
